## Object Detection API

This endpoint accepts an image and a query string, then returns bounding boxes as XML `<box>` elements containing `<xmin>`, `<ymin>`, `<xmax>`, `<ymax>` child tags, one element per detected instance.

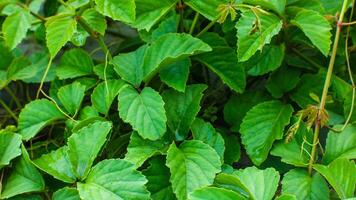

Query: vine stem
<box><xmin>76</xmin><ymin>16</ymin><xmax>112</xmax><ymax>60</ymax></box>
<box><xmin>196</xmin><ymin>18</ymin><xmax>218</xmax><ymax>37</ymax></box>
<box><xmin>308</xmin><ymin>0</ymin><xmax>350</xmax><ymax>175</ymax></box>
<box><xmin>189</xmin><ymin>12</ymin><xmax>199</xmax><ymax>34</ymax></box>
<box><xmin>0</xmin><ymin>98</ymin><xmax>18</xmax><ymax>121</ymax></box>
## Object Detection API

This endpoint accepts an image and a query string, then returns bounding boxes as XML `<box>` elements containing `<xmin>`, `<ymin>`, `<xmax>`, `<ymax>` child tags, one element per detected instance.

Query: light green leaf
<box><xmin>281</xmin><ymin>169</ymin><xmax>329</xmax><ymax>200</ymax></box>
<box><xmin>143</xmin><ymin>157</ymin><xmax>176</xmax><ymax>200</ymax></box>
<box><xmin>275</xmin><ymin>194</ymin><xmax>297</xmax><ymax>200</ymax></box>
<box><xmin>111</xmin><ymin>45</ymin><xmax>147</xmax><ymax>87</ymax></box>
<box><xmin>1</xmin><ymin>148</ymin><xmax>45</xmax><ymax>199</ymax></box>
<box><xmin>166</xmin><ymin>140</ymin><xmax>221</xmax><ymax>200</ymax></box>
<box><xmin>91</xmin><ymin>79</ymin><xmax>126</xmax><ymax>115</ymax></box>
<box><xmin>142</xmin><ymin>33</ymin><xmax>211</xmax><ymax>82</ymax></box>
<box><xmin>132</xmin><ymin>0</ymin><xmax>178</xmax><ymax>31</ymax></box>
<box><xmin>2</xmin><ymin>9</ymin><xmax>31</xmax><ymax>49</ymax></box>
<box><xmin>189</xmin><ymin>187</ymin><xmax>245</xmax><ymax>200</ymax></box>
<box><xmin>46</xmin><ymin>15</ymin><xmax>77</xmax><ymax>57</ymax></box>
<box><xmin>53</xmin><ymin>187</ymin><xmax>80</xmax><ymax>200</ymax></box>
<box><xmin>94</xmin><ymin>0</ymin><xmax>135</xmax><ymax>23</ymax></box>
<box><xmin>77</xmin><ymin>159</ymin><xmax>150</xmax><ymax>200</ymax></box>
<box><xmin>266</xmin><ymin>66</ymin><xmax>301</xmax><ymax>98</ymax></box>
<box><xmin>214</xmin><ymin>173</ymin><xmax>250</xmax><ymax>197</ymax></box>
<box><xmin>236</xmin><ymin>9</ymin><xmax>282</xmax><ymax>61</ymax></box>
<box><xmin>244</xmin><ymin>44</ymin><xmax>285</xmax><ymax>76</ymax></box>
<box><xmin>184</xmin><ymin>0</ymin><xmax>228</xmax><ymax>21</ymax></box>
<box><xmin>323</xmin><ymin>125</ymin><xmax>356</xmax><ymax>164</ymax></box>
<box><xmin>67</xmin><ymin>121</ymin><xmax>112</xmax><ymax>180</ymax></box>
<box><xmin>234</xmin><ymin>166</ymin><xmax>280</xmax><ymax>200</ymax></box>
<box><xmin>240</xmin><ymin>100</ymin><xmax>293</xmax><ymax>165</ymax></box>
<box><xmin>125</xmin><ymin>132</ymin><xmax>168</xmax><ymax>168</ymax></box>
<box><xmin>0</xmin><ymin>132</ymin><xmax>22</xmax><ymax>169</ymax></box>
<box><xmin>314</xmin><ymin>159</ymin><xmax>356</xmax><ymax>199</ymax></box>
<box><xmin>56</xmin><ymin>48</ymin><xmax>94</xmax><ymax>79</ymax></box>
<box><xmin>81</xmin><ymin>8</ymin><xmax>106</xmax><ymax>35</ymax></box>
<box><xmin>191</xmin><ymin>118</ymin><xmax>225</xmax><ymax>161</ymax></box>
<box><xmin>243</xmin><ymin>0</ymin><xmax>286</xmax><ymax>15</ymax></box>
<box><xmin>160</xmin><ymin>58</ymin><xmax>190</xmax><ymax>92</ymax></box>
<box><xmin>291</xmin><ymin>9</ymin><xmax>332</xmax><ymax>56</ymax></box>
<box><xmin>224</xmin><ymin>90</ymin><xmax>271</xmax><ymax>132</ymax></box>
<box><xmin>194</xmin><ymin>34</ymin><xmax>246</xmax><ymax>93</ymax></box>
<box><xmin>18</xmin><ymin>99</ymin><xmax>66</xmax><ymax>141</ymax></box>
<box><xmin>162</xmin><ymin>84</ymin><xmax>207</xmax><ymax>141</ymax></box>
<box><xmin>57</xmin><ymin>82</ymin><xmax>86</xmax><ymax>115</ymax></box>
<box><xmin>33</xmin><ymin>146</ymin><xmax>76</xmax><ymax>183</ymax></box>
<box><xmin>118</xmin><ymin>86</ymin><xmax>166</xmax><ymax>140</ymax></box>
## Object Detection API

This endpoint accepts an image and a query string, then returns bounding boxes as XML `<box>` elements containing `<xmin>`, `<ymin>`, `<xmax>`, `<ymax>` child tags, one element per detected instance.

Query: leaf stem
<box><xmin>4</xmin><ymin>86</ymin><xmax>21</xmax><ymax>108</ymax></box>
<box><xmin>76</xmin><ymin>16</ymin><xmax>112</xmax><ymax>60</ymax></box>
<box><xmin>189</xmin><ymin>12</ymin><xmax>200</xmax><ymax>34</ymax></box>
<box><xmin>308</xmin><ymin>0</ymin><xmax>349</xmax><ymax>175</ymax></box>
<box><xmin>0</xmin><ymin>98</ymin><xmax>18</xmax><ymax>121</ymax></box>
<box><xmin>196</xmin><ymin>18</ymin><xmax>218</xmax><ymax>37</ymax></box>
<box><xmin>36</xmin><ymin>57</ymin><xmax>53</xmax><ymax>98</ymax></box>
<box><xmin>342</xmin><ymin>21</ymin><xmax>356</xmax><ymax>26</ymax></box>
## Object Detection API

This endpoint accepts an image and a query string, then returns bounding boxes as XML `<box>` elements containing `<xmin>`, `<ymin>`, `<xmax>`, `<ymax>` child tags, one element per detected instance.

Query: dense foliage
<box><xmin>0</xmin><ymin>0</ymin><xmax>356</xmax><ymax>199</ymax></box>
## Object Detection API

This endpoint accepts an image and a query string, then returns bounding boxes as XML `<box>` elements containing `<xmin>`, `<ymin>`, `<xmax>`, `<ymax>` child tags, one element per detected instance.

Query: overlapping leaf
<box><xmin>240</xmin><ymin>100</ymin><xmax>293</xmax><ymax>165</ymax></box>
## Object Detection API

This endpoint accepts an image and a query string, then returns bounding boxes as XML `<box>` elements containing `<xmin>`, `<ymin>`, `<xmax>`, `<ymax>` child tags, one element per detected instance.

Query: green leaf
<box><xmin>132</xmin><ymin>0</ymin><xmax>178</xmax><ymax>31</ymax></box>
<box><xmin>2</xmin><ymin>9</ymin><xmax>31</xmax><ymax>49</ymax></box>
<box><xmin>290</xmin><ymin>73</ymin><xmax>324</xmax><ymax>108</ymax></box>
<box><xmin>0</xmin><ymin>41</ymin><xmax>14</xmax><ymax>70</ymax></box>
<box><xmin>81</xmin><ymin>8</ymin><xmax>106</xmax><ymax>35</ymax></box>
<box><xmin>166</xmin><ymin>140</ymin><xmax>221</xmax><ymax>200</ymax></box>
<box><xmin>125</xmin><ymin>132</ymin><xmax>168</xmax><ymax>168</ymax></box>
<box><xmin>214</xmin><ymin>173</ymin><xmax>249</xmax><ymax>196</ymax></box>
<box><xmin>77</xmin><ymin>159</ymin><xmax>150</xmax><ymax>200</ymax></box>
<box><xmin>118</xmin><ymin>86</ymin><xmax>166</xmax><ymax>140</ymax></box>
<box><xmin>194</xmin><ymin>35</ymin><xmax>246</xmax><ymax>93</ymax></box>
<box><xmin>53</xmin><ymin>187</ymin><xmax>80</xmax><ymax>200</ymax></box>
<box><xmin>184</xmin><ymin>0</ymin><xmax>228</xmax><ymax>21</ymax></box>
<box><xmin>111</xmin><ymin>45</ymin><xmax>147</xmax><ymax>87</ymax></box>
<box><xmin>18</xmin><ymin>99</ymin><xmax>66</xmax><ymax>141</ymax></box>
<box><xmin>224</xmin><ymin>90</ymin><xmax>271</xmax><ymax>132</ymax></box>
<box><xmin>46</xmin><ymin>15</ymin><xmax>77</xmax><ymax>57</ymax></box>
<box><xmin>281</xmin><ymin>169</ymin><xmax>329</xmax><ymax>200</ymax></box>
<box><xmin>314</xmin><ymin>159</ymin><xmax>356</xmax><ymax>199</ymax></box>
<box><xmin>0</xmin><ymin>132</ymin><xmax>22</xmax><ymax>169</ymax></box>
<box><xmin>291</xmin><ymin>9</ymin><xmax>332</xmax><ymax>56</ymax></box>
<box><xmin>191</xmin><ymin>118</ymin><xmax>225</xmax><ymax>161</ymax></box>
<box><xmin>94</xmin><ymin>0</ymin><xmax>135</xmax><ymax>23</ymax></box>
<box><xmin>67</xmin><ymin>121</ymin><xmax>112</xmax><ymax>180</ymax></box>
<box><xmin>143</xmin><ymin>157</ymin><xmax>176</xmax><ymax>200</ymax></box>
<box><xmin>243</xmin><ymin>44</ymin><xmax>285</xmax><ymax>76</ymax></box>
<box><xmin>266</xmin><ymin>66</ymin><xmax>301</xmax><ymax>98</ymax></box>
<box><xmin>145</xmin><ymin>14</ymin><xmax>179</xmax><ymax>42</ymax></box>
<box><xmin>234</xmin><ymin>166</ymin><xmax>280</xmax><ymax>200</ymax></box>
<box><xmin>142</xmin><ymin>33</ymin><xmax>211</xmax><ymax>82</ymax></box>
<box><xmin>33</xmin><ymin>146</ymin><xmax>76</xmax><ymax>183</ymax></box>
<box><xmin>243</xmin><ymin>0</ymin><xmax>286</xmax><ymax>15</ymax></box>
<box><xmin>57</xmin><ymin>82</ymin><xmax>86</xmax><ymax>115</ymax></box>
<box><xmin>221</xmin><ymin>132</ymin><xmax>241</xmax><ymax>165</ymax></box>
<box><xmin>1</xmin><ymin>148</ymin><xmax>45</xmax><ymax>199</ymax></box>
<box><xmin>275</xmin><ymin>194</ymin><xmax>297</xmax><ymax>200</ymax></box>
<box><xmin>56</xmin><ymin>48</ymin><xmax>94</xmax><ymax>79</ymax></box>
<box><xmin>323</xmin><ymin>125</ymin><xmax>356</xmax><ymax>164</ymax></box>
<box><xmin>240</xmin><ymin>100</ymin><xmax>293</xmax><ymax>165</ymax></box>
<box><xmin>271</xmin><ymin>121</ymin><xmax>312</xmax><ymax>167</ymax></box>
<box><xmin>91</xmin><ymin>79</ymin><xmax>126</xmax><ymax>115</ymax></box>
<box><xmin>189</xmin><ymin>187</ymin><xmax>245</xmax><ymax>200</ymax></box>
<box><xmin>162</xmin><ymin>84</ymin><xmax>207</xmax><ymax>141</ymax></box>
<box><xmin>236</xmin><ymin>9</ymin><xmax>282</xmax><ymax>61</ymax></box>
<box><xmin>160</xmin><ymin>58</ymin><xmax>190</xmax><ymax>92</ymax></box>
